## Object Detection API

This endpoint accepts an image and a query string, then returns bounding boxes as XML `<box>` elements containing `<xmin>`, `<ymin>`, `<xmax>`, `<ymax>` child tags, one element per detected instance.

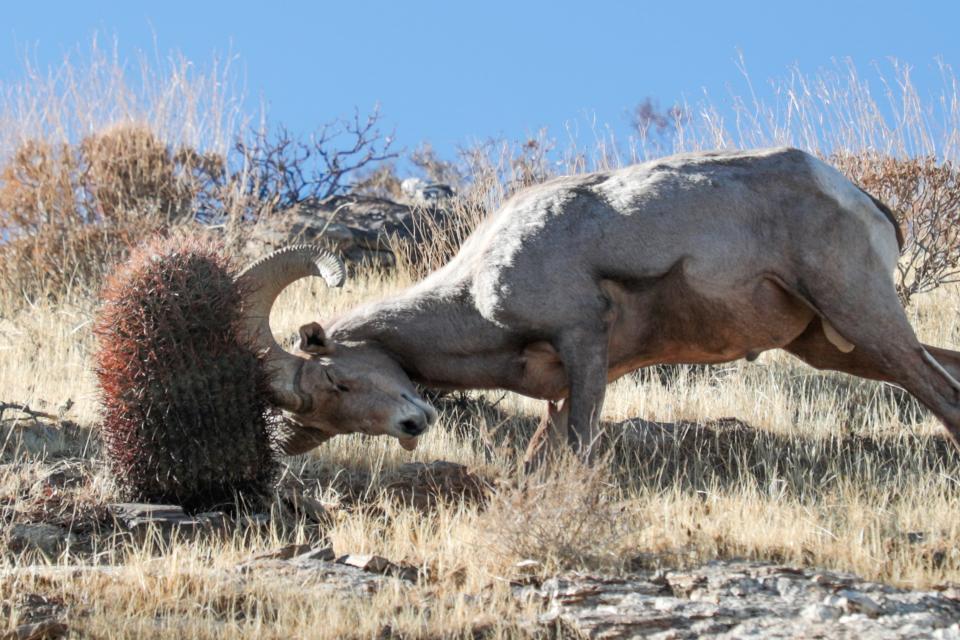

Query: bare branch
<box><xmin>232</xmin><ymin>105</ymin><xmax>399</xmax><ymax>217</ymax></box>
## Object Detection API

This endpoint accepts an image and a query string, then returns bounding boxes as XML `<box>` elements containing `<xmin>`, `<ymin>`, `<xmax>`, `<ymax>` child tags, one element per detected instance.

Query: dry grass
<box><xmin>3</xmin><ymin>44</ymin><xmax>960</xmax><ymax>637</ymax></box>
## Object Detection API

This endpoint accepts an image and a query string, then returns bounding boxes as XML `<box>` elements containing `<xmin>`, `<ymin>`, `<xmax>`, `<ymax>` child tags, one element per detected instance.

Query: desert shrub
<box><xmin>0</xmin><ymin>127</ymin><xmax>215</xmax><ymax>307</ymax></box>
<box><xmin>351</xmin><ymin>161</ymin><xmax>405</xmax><ymax>200</ymax></box>
<box><xmin>0</xmin><ymin>222</ymin><xmax>152</xmax><ymax>304</ymax></box>
<box><xmin>0</xmin><ymin>42</ymin><xmax>396</xmax><ymax>310</ymax></box>
<box><xmin>0</xmin><ymin>42</ymin><xmax>238</xmax><ymax>309</ymax></box>
<box><xmin>481</xmin><ymin>454</ymin><xmax>631</xmax><ymax>572</ymax></box>
<box><xmin>830</xmin><ymin>152</ymin><xmax>960</xmax><ymax>305</ymax></box>
<box><xmin>0</xmin><ymin>140</ymin><xmax>81</xmax><ymax>233</ymax></box>
<box><xmin>81</xmin><ymin>124</ymin><xmax>216</xmax><ymax>223</ymax></box>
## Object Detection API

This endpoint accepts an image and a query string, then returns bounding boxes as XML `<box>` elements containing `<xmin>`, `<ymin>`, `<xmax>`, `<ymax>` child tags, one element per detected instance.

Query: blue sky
<box><xmin>1</xmin><ymin>1</ymin><xmax>958</xmax><ymax>159</ymax></box>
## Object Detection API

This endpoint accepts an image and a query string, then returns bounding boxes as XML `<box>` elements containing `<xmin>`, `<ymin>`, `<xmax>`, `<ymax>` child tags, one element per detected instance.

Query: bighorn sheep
<box><xmin>240</xmin><ymin>147</ymin><xmax>960</xmax><ymax>460</ymax></box>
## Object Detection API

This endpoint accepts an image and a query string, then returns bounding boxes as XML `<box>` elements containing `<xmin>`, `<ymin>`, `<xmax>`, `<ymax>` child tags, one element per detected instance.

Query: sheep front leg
<box><xmin>557</xmin><ymin>330</ymin><xmax>609</xmax><ymax>460</ymax></box>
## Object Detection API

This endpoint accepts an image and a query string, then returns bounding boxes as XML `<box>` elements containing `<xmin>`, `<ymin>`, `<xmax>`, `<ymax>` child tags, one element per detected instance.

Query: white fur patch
<box><xmin>806</xmin><ymin>155</ymin><xmax>900</xmax><ymax>274</ymax></box>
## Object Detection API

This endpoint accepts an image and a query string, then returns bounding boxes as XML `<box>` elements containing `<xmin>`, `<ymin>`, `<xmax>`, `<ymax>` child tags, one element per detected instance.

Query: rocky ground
<box><xmin>519</xmin><ymin>561</ymin><xmax>960</xmax><ymax>639</ymax></box>
<box><xmin>7</xmin><ymin>538</ymin><xmax>960</xmax><ymax>638</ymax></box>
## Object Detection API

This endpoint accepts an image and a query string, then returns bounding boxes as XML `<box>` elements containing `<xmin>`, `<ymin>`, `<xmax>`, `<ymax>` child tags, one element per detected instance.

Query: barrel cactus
<box><xmin>94</xmin><ymin>236</ymin><xmax>277</xmax><ymax>510</ymax></box>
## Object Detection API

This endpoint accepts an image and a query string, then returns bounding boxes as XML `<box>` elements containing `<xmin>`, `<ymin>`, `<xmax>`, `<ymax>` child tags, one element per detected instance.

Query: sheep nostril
<box><xmin>400</xmin><ymin>419</ymin><xmax>425</xmax><ymax>436</ymax></box>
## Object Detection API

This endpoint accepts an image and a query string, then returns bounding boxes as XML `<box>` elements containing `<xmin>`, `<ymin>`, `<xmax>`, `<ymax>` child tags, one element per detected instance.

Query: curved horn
<box><xmin>239</xmin><ymin>245</ymin><xmax>346</xmax><ymax>410</ymax></box>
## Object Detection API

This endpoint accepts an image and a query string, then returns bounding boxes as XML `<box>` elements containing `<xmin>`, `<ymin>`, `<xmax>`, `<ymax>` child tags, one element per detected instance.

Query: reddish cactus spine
<box><xmin>94</xmin><ymin>236</ymin><xmax>277</xmax><ymax>510</ymax></box>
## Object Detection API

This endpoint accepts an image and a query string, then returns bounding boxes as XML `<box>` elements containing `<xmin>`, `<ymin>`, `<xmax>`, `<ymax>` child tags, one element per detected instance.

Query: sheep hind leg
<box><xmin>784</xmin><ymin>313</ymin><xmax>960</xmax><ymax>447</ymax></box>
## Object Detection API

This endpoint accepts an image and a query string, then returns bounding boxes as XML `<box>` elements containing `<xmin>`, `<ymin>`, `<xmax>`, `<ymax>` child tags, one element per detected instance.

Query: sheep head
<box><xmin>239</xmin><ymin>245</ymin><xmax>437</xmax><ymax>455</ymax></box>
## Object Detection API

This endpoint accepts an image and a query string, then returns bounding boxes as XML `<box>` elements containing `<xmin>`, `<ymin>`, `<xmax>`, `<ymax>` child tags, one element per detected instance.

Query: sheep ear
<box><xmin>298</xmin><ymin>322</ymin><xmax>332</xmax><ymax>355</ymax></box>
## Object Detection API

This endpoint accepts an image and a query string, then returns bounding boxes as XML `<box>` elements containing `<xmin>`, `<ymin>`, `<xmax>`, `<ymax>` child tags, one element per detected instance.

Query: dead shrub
<box><xmin>234</xmin><ymin>108</ymin><xmax>398</xmax><ymax>218</ymax></box>
<box><xmin>0</xmin><ymin>140</ymin><xmax>82</xmax><ymax>234</ymax></box>
<box><xmin>831</xmin><ymin>152</ymin><xmax>960</xmax><ymax>304</ymax></box>
<box><xmin>0</xmin><ymin>128</ymin><xmax>209</xmax><ymax>307</ymax></box>
<box><xmin>410</xmin><ymin>143</ymin><xmax>465</xmax><ymax>191</ymax></box>
<box><xmin>80</xmin><ymin>124</ymin><xmax>207</xmax><ymax>224</ymax></box>
<box><xmin>481</xmin><ymin>454</ymin><xmax>632</xmax><ymax>573</ymax></box>
<box><xmin>351</xmin><ymin>162</ymin><xmax>405</xmax><ymax>200</ymax></box>
<box><xmin>0</xmin><ymin>114</ymin><xmax>394</xmax><ymax>308</ymax></box>
<box><xmin>1</xmin><ymin>221</ymin><xmax>157</xmax><ymax>304</ymax></box>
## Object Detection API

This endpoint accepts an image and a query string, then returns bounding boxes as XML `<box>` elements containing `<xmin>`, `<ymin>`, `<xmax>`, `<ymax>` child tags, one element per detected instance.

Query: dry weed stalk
<box><xmin>482</xmin><ymin>453</ymin><xmax>631</xmax><ymax>572</ymax></box>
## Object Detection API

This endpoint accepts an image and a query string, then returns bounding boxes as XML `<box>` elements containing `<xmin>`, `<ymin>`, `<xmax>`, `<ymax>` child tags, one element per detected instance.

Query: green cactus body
<box><xmin>95</xmin><ymin>237</ymin><xmax>277</xmax><ymax>510</ymax></box>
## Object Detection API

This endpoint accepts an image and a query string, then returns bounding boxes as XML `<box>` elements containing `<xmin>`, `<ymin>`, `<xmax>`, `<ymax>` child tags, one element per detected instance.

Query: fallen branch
<box><xmin>0</xmin><ymin>401</ymin><xmax>59</xmax><ymax>422</ymax></box>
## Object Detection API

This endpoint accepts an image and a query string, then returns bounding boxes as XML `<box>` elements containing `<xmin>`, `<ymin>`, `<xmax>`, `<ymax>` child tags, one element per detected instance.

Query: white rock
<box><xmin>802</xmin><ymin>603</ymin><xmax>842</xmax><ymax>622</ymax></box>
<box><xmin>933</xmin><ymin>623</ymin><xmax>960</xmax><ymax>639</ymax></box>
<box><xmin>836</xmin><ymin>589</ymin><xmax>883</xmax><ymax>617</ymax></box>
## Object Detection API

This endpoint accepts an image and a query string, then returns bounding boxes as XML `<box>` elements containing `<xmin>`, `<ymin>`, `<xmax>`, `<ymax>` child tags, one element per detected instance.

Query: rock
<box><xmin>401</xmin><ymin>178</ymin><xmax>454</xmax><ymax>202</ymax></box>
<box><xmin>6</xmin><ymin>524</ymin><xmax>75</xmax><ymax>557</ymax></box>
<box><xmin>335</xmin><ymin>553</ymin><xmax>421</xmax><ymax>582</ymax></box>
<box><xmin>279</xmin><ymin>484</ymin><xmax>330</xmax><ymax>525</ymax></box>
<box><xmin>666</xmin><ymin>572</ymin><xmax>707</xmax><ymax>598</ymax></box>
<box><xmin>238</xmin><ymin>545</ymin><xmax>335</xmax><ymax>573</ymax></box>
<box><xmin>517</xmin><ymin>560</ymin><xmax>960</xmax><ymax>639</ymax></box>
<box><xmin>249</xmin><ymin>543</ymin><xmax>315</xmax><ymax>562</ymax></box>
<box><xmin>934</xmin><ymin>624</ymin><xmax>960</xmax><ymax>639</ymax></box>
<box><xmin>107</xmin><ymin>503</ymin><xmax>230</xmax><ymax>539</ymax></box>
<box><xmin>3</xmin><ymin>555</ymin><xmax>408</xmax><ymax>613</ymax></box>
<box><xmin>295</xmin><ymin>546</ymin><xmax>336</xmax><ymax>562</ymax></box>
<box><xmin>938</xmin><ymin>586</ymin><xmax>960</xmax><ymax>602</ymax></box>
<box><xmin>243</xmin><ymin>194</ymin><xmax>454</xmax><ymax>268</ymax></box>
<box><xmin>4</xmin><ymin>593</ymin><xmax>67</xmax><ymax>640</ymax></box>
<box><xmin>235</xmin><ymin>549</ymin><xmax>412</xmax><ymax>596</ymax></box>
<box><xmin>833</xmin><ymin>589</ymin><xmax>884</xmax><ymax>617</ymax></box>
<box><xmin>811</xmin><ymin>571</ymin><xmax>857</xmax><ymax>589</ymax></box>
<box><xmin>3</xmin><ymin>620</ymin><xmax>68</xmax><ymax>639</ymax></box>
<box><xmin>338</xmin><ymin>554</ymin><xmax>393</xmax><ymax>574</ymax></box>
<box><xmin>801</xmin><ymin>603</ymin><xmax>842</xmax><ymax>621</ymax></box>
<box><xmin>40</xmin><ymin>464</ymin><xmax>87</xmax><ymax>490</ymax></box>
<box><xmin>0</xmin><ymin>412</ymin><xmax>88</xmax><ymax>459</ymax></box>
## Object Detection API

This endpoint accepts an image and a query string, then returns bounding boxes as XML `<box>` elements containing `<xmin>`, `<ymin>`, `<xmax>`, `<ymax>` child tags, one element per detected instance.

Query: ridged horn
<box><xmin>238</xmin><ymin>245</ymin><xmax>346</xmax><ymax>410</ymax></box>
